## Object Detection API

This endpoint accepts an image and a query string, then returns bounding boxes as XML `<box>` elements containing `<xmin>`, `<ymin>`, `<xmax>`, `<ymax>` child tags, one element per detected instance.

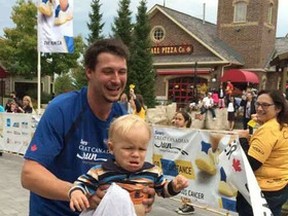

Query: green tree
<box><xmin>54</xmin><ymin>73</ymin><xmax>76</xmax><ymax>95</ymax></box>
<box><xmin>111</xmin><ymin>0</ymin><xmax>134</xmax><ymax>97</ymax></box>
<box><xmin>129</xmin><ymin>0</ymin><xmax>155</xmax><ymax>107</ymax></box>
<box><xmin>0</xmin><ymin>0</ymin><xmax>85</xmax><ymax>79</ymax></box>
<box><xmin>0</xmin><ymin>0</ymin><xmax>37</xmax><ymax>79</ymax></box>
<box><xmin>71</xmin><ymin>65</ymin><xmax>87</xmax><ymax>90</ymax></box>
<box><xmin>86</xmin><ymin>0</ymin><xmax>104</xmax><ymax>45</ymax></box>
<box><xmin>111</xmin><ymin>0</ymin><xmax>133</xmax><ymax>47</ymax></box>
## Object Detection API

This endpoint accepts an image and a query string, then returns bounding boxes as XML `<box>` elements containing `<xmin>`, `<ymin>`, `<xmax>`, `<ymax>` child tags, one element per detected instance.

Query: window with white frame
<box><xmin>234</xmin><ymin>1</ymin><xmax>247</xmax><ymax>23</ymax></box>
<box><xmin>151</xmin><ymin>26</ymin><xmax>165</xmax><ymax>42</ymax></box>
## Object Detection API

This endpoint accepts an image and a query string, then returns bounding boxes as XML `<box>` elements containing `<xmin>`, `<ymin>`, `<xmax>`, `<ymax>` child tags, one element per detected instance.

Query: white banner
<box><xmin>2</xmin><ymin>113</ymin><xmax>35</xmax><ymax>155</ymax></box>
<box><xmin>150</xmin><ymin>126</ymin><xmax>272</xmax><ymax>214</ymax></box>
<box><xmin>38</xmin><ymin>0</ymin><xmax>74</xmax><ymax>53</ymax></box>
<box><xmin>0</xmin><ymin>114</ymin><xmax>273</xmax><ymax>215</ymax></box>
<box><xmin>0</xmin><ymin>113</ymin><xmax>4</xmax><ymax>151</ymax></box>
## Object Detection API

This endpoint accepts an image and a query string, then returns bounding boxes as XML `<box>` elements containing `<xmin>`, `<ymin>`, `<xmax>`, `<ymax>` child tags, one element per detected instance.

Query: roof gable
<box><xmin>148</xmin><ymin>4</ymin><xmax>244</xmax><ymax>65</ymax></box>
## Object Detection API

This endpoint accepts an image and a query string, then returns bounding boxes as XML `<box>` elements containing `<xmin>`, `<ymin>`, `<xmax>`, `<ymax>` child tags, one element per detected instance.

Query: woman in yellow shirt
<box><xmin>237</xmin><ymin>90</ymin><xmax>288</xmax><ymax>216</ymax></box>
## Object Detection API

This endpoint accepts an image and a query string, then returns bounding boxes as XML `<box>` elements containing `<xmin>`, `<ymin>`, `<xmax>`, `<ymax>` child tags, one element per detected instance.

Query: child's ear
<box><xmin>108</xmin><ymin>141</ymin><xmax>113</xmax><ymax>154</ymax></box>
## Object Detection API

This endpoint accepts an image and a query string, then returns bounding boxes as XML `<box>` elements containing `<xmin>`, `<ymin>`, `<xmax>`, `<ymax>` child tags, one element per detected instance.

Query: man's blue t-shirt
<box><xmin>24</xmin><ymin>87</ymin><xmax>126</xmax><ymax>216</ymax></box>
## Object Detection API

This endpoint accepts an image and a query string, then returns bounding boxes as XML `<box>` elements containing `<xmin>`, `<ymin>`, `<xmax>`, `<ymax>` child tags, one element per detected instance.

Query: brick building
<box><xmin>148</xmin><ymin>0</ymin><xmax>288</xmax><ymax>107</ymax></box>
<box><xmin>0</xmin><ymin>64</ymin><xmax>54</xmax><ymax>106</ymax></box>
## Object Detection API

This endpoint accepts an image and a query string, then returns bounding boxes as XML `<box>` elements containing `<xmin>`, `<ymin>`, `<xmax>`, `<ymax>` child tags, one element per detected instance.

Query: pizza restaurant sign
<box><xmin>151</xmin><ymin>45</ymin><xmax>193</xmax><ymax>55</ymax></box>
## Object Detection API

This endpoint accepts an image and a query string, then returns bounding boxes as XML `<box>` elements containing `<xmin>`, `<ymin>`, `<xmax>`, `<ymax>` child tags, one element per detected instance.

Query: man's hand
<box><xmin>88</xmin><ymin>184</ymin><xmax>109</xmax><ymax>208</ymax></box>
<box><xmin>142</xmin><ymin>186</ymin><xmax>155</xmax><ymax>213</ymax></box>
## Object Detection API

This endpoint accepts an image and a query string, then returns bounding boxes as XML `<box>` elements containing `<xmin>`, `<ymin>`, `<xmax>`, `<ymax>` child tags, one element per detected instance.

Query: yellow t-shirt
<box><xmin>248</xmin><ymin>118</ymin><xmax>288</xmax><ymax>191</ymax></box>
<box><xmin>134</xmin><ymin>107</ymin><xmax>146</xmax><ymax>120</ymax></box>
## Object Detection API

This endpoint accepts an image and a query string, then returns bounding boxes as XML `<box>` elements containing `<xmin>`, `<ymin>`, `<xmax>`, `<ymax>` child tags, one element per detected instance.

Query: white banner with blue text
<box><xmin>150</xmin><ymin>126</ymin><xmax>272</xmax><ymax>215</ymax></box>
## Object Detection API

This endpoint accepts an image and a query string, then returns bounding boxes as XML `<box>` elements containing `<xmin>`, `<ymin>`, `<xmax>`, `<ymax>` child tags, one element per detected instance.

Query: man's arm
<box><xmin>21</xmin><ymin>159</ymin><xmax>72</xmax><ymax>201</ymax></box>
<box><xmin>21</xmin><ymin>159</ymin><xmax>106</xmax><ymax>208</ymax></box>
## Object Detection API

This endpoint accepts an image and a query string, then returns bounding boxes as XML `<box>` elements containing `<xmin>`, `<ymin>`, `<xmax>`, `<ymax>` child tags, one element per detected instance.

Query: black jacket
<box><xmin>240</xmin><ymin>98</ymin><xmax>256</xmax><ymax>118</ymax></box>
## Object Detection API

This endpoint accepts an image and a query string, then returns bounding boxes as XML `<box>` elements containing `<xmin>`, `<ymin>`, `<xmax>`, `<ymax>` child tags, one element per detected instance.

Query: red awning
<box><xmin>221</xmin><ymin>69</ymin><xmax>259</xmax><ymax>84</ymax></box>
<box><xmin>0</xmin><ymin>66</ymin><xmax>8</xmax><ymax>79</ymax></box>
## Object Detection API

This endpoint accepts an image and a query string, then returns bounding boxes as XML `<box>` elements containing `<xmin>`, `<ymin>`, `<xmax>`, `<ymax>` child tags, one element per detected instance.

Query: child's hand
<box><xmin>69</xmin><ymin>190</ymin><xmax>90</xmax><ymax>212</ymax></box>
<box><xmin>129</xmin><ymin>88</ymin><xmax>136</xmax><ymax>99</ymax></box>
<box><xmin>251</xmin><ymin>114</ymin><xmax>257</xmax><ymax>121</ymax></box>
<box><xmin>172</xmin><ymin>175</ymin><xmax>189</xmax><ymax>192</ymax></box>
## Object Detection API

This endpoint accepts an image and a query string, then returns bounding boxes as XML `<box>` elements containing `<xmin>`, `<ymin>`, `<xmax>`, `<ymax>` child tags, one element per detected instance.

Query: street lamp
<box><xmin>194</xmin><ymin>61</ymin><xmax>198</xmax><ymax>103</ymax></box>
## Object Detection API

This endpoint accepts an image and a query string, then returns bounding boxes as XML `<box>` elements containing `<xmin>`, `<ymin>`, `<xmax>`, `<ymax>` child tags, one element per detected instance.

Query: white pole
<box><xmin>203</xmin><ymin>3</ymin><xmax>206</xmax><ymax>24</ymax></box>
<box><xmin>37</xmin><ymin>0</ymin><xmax>41</xmax><ymax>115</ymax></box>
<box><xmin>37</xmin><ymin>51</ymin><xmax>41</xmax><ymax>115</ymax></box>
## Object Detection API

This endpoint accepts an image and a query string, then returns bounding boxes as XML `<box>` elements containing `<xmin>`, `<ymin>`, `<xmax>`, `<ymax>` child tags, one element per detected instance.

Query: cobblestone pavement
<box><xmin>0</xmin><ymin>153</ymin><xmax>238</xmax><ymax>216</ymax></box>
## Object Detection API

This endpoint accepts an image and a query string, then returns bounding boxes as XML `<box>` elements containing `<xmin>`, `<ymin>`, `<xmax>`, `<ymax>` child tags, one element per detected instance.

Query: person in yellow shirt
<box><xmin>129</xmin><ymin>88</ymin><xmax>146</xmax><ymax>120</ymax></box>
<box><xmin>237</xmin><ymin>90</ymin><xmax>288</xmax><ymax>216</ymax></box>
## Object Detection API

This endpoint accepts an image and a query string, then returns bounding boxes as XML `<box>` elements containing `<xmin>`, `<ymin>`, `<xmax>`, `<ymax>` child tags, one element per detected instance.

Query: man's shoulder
<box><xmin>51</xmin><ymin>88</ymin><xmax>86</xmax><ymax>106</ymax></box>
<box><xmin>42</xmin><ymin>88</ymin><xmax>87</xmax><ymax>120</ymax></box>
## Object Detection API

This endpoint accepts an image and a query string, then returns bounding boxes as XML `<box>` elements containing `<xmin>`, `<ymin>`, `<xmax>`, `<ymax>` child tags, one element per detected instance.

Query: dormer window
<box><xmin>234</xmin><ymin>1</ymin><xmax>247</xmax><ymax>23</ymax></box>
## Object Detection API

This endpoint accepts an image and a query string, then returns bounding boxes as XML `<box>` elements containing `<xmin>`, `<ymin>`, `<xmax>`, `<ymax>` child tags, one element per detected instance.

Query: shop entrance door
<box><xmin>168</xmin><ymin>77</ymin><xmax>206</xmax><ymax>109</ymax></box>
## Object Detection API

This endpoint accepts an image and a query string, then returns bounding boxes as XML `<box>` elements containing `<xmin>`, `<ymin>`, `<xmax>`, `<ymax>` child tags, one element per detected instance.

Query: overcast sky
<box><xmin>0</xmin><ymin>0</ymin><xmax>287</xmax><ymax>39</ymax></box>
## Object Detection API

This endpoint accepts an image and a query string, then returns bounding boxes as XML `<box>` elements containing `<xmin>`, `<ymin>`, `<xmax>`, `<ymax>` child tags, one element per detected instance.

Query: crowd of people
<box><xmin>0</xmin><ymin>92</ymin><xmax>34</xmax><ymax>157</ymax></box>
<box><xmin>187</xmin><ymin>81</ymin><xmax>266</xmax><ymax>132</ymax></box>
<box><xmin>1</xmin><ymin>38</ymin><xmax>284</xmax><ymax>216</ymax></box>
<box><xmin>1</xmin><ymin>92</ymin><xmax>34</xmax><ymax>114</ymax></box>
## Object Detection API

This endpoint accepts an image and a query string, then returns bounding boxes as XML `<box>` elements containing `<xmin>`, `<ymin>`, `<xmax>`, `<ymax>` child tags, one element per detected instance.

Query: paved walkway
<box><xmin>0</xmin><ymin>153</ymin><xmax>238</xmax><ymax>216</ymax></box>
<box><xmin>0</xmin><ymin>153</ymin><xmax>29</xmax><ymax>216</ymax></box>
